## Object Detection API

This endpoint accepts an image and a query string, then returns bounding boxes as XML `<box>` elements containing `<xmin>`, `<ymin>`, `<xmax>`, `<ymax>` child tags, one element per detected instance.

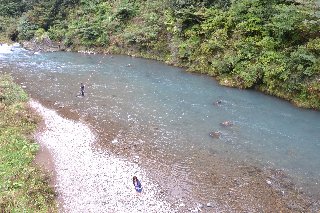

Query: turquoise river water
<box><xmin>1</xmin><ymin>45</ymin><xmax>320</xmax><ymax>210</ymax></box>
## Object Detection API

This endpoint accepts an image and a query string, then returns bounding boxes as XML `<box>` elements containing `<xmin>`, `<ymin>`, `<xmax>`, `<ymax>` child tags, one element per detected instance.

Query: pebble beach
<box><xmin>30</xmin><ymin>99</ymin><xmax>173</xmax><ymax>212</ymax></box>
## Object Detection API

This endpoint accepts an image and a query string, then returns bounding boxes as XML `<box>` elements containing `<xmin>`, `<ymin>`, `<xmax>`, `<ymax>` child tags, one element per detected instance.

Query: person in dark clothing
<box><xmin>133</xmin><ymin>176</ymin><xmax>142</xmax><ymax>193</ymax></box>
<box><xmin>80</xmin><ymin>83</ymin><xmax>85</xmax><ymax>96</ymax></box>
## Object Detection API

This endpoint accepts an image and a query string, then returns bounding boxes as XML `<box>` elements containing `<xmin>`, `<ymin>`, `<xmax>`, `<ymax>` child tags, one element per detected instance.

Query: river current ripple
<box><xmin>1</xmin><ymin>44</ymin><xmax>320</xmax><ymax>211</ymax></box>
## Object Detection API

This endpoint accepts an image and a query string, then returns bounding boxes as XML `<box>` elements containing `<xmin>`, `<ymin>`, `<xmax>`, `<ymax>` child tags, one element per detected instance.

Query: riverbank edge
<box><xmin>0</xmin><ymin>74</ymin><xmax>57</xmax><ymax>212</ymax></box>
<box><xmin>2</xmin><ymin>52</ymin><xmax>320</xmax><ymax>211</ymax></box>
<box><xmin>26</xmin><ymin>83</ymin><xmax>320</xmax><ymax>212</ymax></box>
<box><xmin>20</xmin><ymin>40</ymin><xmax>320</xmax><ymax>111</ymax></box>
<box><xmin>28</xmin><ymin>99</ymin><xmax>177</xmax><ymax>212</ymax></box>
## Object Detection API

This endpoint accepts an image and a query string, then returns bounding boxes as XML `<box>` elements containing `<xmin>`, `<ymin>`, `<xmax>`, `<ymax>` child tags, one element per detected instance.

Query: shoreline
<box><xmin>0</xmin><ymin>73</ymin><xmax>56</xmax><ymax>211</ymax></box>
<box><xmin>29</xmin><ymin>99</ymin><xmax>174</xmax><ymax>212</ymax></box>
<box><xmin>31</xmin><ymin>103</ymin><xmax>64</xmax><ymax>212</ymax></box>
<box><xmin>1</xmin><ymin>44</ymin><xmax>319</xmax><ymax>211</ymax></box>
<box><xmin>20</xmin><ymin>41</ymin><xmax>320</xmax><ymax>111</ymax></box>
<box><xmin>29</xmin><ymin>97</ymin><xmax>320</xmax><ymax>212</ymax></box>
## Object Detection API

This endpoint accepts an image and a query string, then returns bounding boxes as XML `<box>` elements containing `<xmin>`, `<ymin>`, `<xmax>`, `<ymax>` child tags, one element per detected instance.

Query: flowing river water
<box><xmin>1</xmin><ymin>44</ymin><xmax>320</xmax><ymax>212</ymax></box>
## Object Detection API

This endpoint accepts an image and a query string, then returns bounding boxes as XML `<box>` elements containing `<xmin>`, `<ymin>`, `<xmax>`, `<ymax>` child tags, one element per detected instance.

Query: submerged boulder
<box><xmin>209</xmin><ymin>131</ymin><xmax>222</xmax><ymax>139</ymax></box>
<box><xmin>220</xmin><ymin>121</ymin><xmax>233</xmax><ymax>127</ymax></box>
<box><xmin>213</xmin><ymin>100</ymin><xmax>222</xmax><ymax>106</ymax></box>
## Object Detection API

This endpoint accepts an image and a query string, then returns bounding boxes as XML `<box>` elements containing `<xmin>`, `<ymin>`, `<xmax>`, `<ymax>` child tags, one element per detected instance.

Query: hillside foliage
<box><xmin>1</xmin><ymin>0</ymin><xmax>319</xmax><ymax>109</ymax></box>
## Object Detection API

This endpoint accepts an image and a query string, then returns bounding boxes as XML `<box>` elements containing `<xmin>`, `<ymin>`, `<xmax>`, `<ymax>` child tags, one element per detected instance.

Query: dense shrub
<box><xmin>1</xmin><ymin>0</ymin><xmax>319</xmax><ymax>109</ymax></box>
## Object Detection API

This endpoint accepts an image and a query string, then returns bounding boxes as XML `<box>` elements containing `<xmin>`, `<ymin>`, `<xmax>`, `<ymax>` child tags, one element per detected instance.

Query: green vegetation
<box><xmin>0</xmin><ymin>74</ymin><xmax>56</xmax><ymax>212</ymax></box>
<box><xmin>0</xmin><ymin>0</ymin><xmax>319</xmax><ymax>109</ymax></box>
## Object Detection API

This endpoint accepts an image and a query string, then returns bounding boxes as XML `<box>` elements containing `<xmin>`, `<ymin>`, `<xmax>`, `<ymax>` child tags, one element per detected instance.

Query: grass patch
<box><xmin>0</xmin><ymin>74</ymin><xmax>56</xmax><ymax>212</ymax></box>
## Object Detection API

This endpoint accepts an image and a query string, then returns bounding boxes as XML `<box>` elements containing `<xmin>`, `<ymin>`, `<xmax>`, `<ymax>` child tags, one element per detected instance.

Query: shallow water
<box><xmin>30</xmin><ymin>100</ymin><xmax>173</xmax><ymax>212</ymax></box>
<box><xmin>1</xmin><ymin>45</ymin><xmax>320</xmax><ymax>206</ymax></box>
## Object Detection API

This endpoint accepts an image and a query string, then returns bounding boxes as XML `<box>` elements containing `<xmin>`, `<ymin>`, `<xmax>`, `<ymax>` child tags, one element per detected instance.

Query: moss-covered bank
<box><xmin>0</xmin><ymin>74</ymin><xmax>56</xmax><ymax>212</ymax></box>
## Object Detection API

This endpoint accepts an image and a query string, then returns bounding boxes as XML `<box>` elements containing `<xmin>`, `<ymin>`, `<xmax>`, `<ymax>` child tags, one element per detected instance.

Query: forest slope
<box><xmin>1</xmin><ymin>0</ymin><xmax>319</xmax><ymax>109</ymax></box>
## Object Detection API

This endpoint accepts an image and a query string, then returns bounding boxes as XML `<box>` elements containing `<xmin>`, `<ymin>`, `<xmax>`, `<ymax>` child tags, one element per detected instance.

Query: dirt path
<box><xmin>30</xmin><ymin>99</ymin><xmax>173</xmax><ymax>212</ymax></box>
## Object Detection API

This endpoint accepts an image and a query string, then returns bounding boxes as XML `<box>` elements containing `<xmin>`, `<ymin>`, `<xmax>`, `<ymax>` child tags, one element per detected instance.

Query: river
<box><xmin>1</xmin><ymin>44</ymin><xmax>319</xmax><ymax>212</ymax></box>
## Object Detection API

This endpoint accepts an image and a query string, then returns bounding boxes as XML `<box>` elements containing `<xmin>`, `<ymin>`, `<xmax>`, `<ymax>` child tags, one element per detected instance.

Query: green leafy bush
<box><xmin>2</xmin><ymin>0</ymin><xmax>319</xmax><ymax>109</ymax></box>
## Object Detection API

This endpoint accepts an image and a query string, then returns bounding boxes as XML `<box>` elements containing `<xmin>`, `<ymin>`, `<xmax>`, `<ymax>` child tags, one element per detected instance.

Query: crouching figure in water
<box><xmin>133</xmin><ymin>176</ymin><xmax>142</xmax><ymax>193</ymax></box>
<box><xmin>80</xmin><ymin>83</ymin><xmax>85</xmax><ymax>96</ymax></box>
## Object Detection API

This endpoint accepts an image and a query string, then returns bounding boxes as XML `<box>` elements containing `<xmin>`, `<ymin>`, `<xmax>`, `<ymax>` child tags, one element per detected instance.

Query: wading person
<box><xmin>80</xmin><ymin>83</ymin><xmax>85</xmax><ymax>96</ymax></box>
<box><xmin>133</xmin><ymin>176</ymin><xmax>142</xmax><ymax>193</ymax></box>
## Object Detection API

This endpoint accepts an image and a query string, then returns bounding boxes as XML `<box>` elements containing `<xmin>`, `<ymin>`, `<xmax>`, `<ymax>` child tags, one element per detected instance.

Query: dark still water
<box><xmin>1</xmin><ymin>45</ymin><xmax>320</xmax><ymax>209</ymax></box>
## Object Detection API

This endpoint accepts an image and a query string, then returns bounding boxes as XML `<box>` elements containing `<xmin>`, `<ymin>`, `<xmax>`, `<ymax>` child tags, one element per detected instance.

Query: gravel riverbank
<box><xmin>30</xmin><ymin>99</ymin><xmax>173</xmax><ymax>212</ymax></box>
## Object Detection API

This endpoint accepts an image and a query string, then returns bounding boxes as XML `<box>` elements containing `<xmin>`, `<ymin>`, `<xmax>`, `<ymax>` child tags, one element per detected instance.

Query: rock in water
<box><xmin>220</xmin><ymin>121</ymin><xmax>233</xmax><ymax>127</ymax></box>
<box><xmin>209</xmin><ymin>131</ymin><xmax>222</xmax><ymax>139</ymax></box>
